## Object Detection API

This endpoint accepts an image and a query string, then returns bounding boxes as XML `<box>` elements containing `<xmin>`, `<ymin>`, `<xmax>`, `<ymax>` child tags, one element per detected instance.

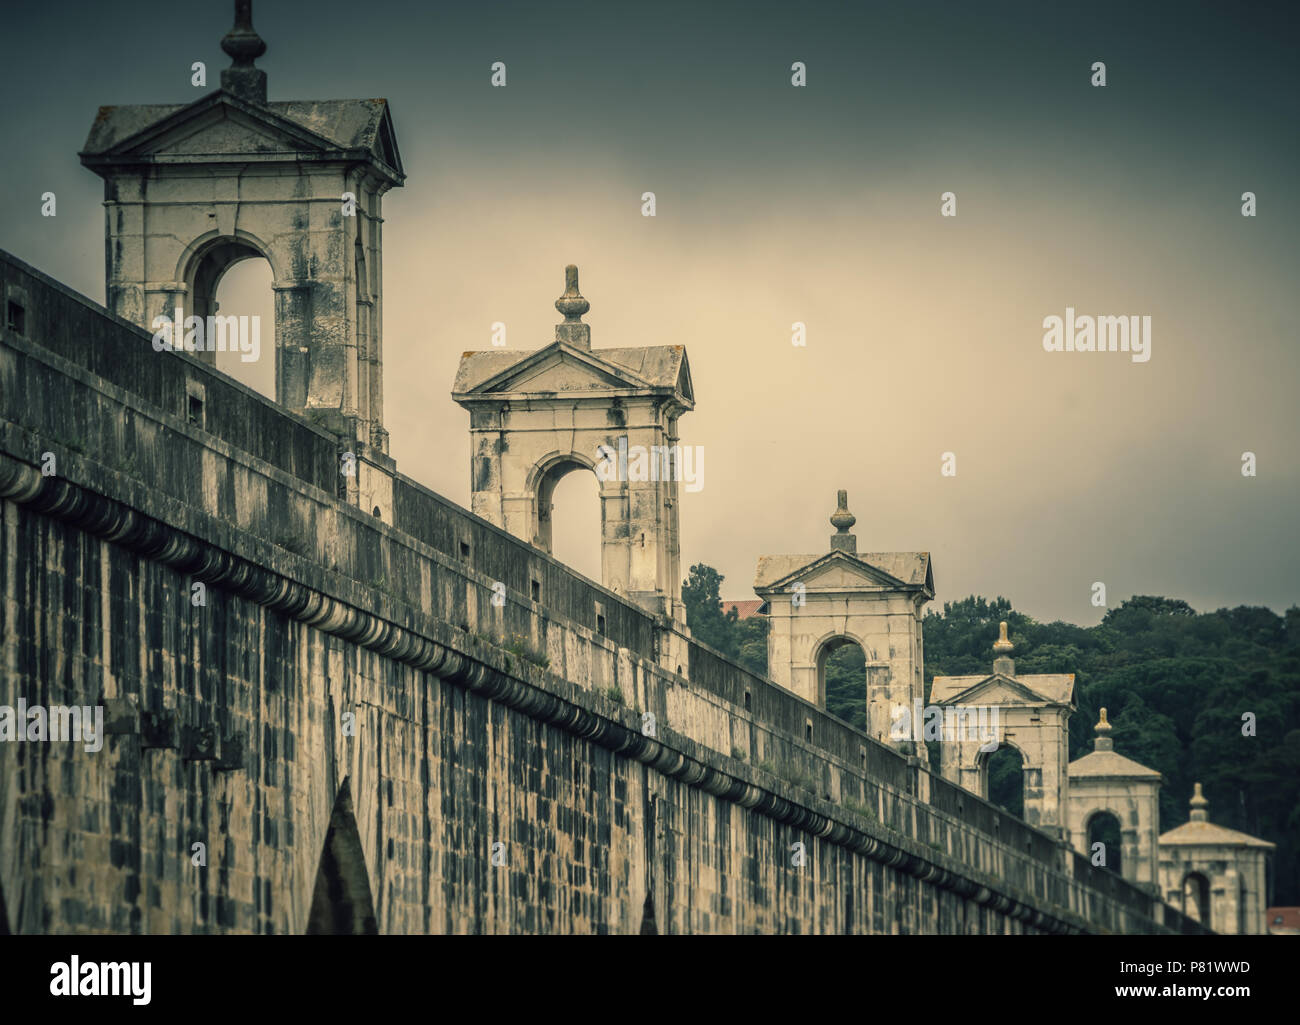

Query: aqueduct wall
<box><xmin>0</xmin><ymin>251</ymin><xmax>1205</xmax><ymax>934</ymax></box>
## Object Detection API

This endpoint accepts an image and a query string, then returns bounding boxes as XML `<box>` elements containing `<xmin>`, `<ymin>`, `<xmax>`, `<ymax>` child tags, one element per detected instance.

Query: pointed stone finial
<box><xmin>555</xmin><ymin>265</ymin><xmax>591</xmax><ymax>348</ymax></box>
<box><xmin>829</xmin><ymin>490</ymin><xmax>856</xmax><ymax>553</ymax></box>
<box><xmin>1189</xmin><ymin>781</ymin><xmax>1209</xmax><ymax>822</ymax></box>
<box><xmin>221</xmin><ymin>0</ymin><xmax>268</xmax><ymax>104</ymax></box>
<box><xmin>1094</xmin><ymin>707</ymin><xmax>1114</xmax><ymax>751</ymax></box>
<box><xmin>992</xmin><ymin>621</ymin><xmax>1015</xmax><ymax>675</ymax></box>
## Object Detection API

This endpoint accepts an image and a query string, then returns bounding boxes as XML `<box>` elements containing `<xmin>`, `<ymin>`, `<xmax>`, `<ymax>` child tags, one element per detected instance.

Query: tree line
<box><xmin>682</xmin><ymin>564</ymin><xmax>1299</xmax><ymax>904</ymax></box>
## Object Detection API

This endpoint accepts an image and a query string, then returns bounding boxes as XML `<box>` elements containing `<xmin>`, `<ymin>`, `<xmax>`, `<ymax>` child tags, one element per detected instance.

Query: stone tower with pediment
<box><xmin>1067</xmin><ymin>708</ymin><xmax>1163</xmax><ymax>890</ymax></box>
<box><xmin>931</xmin><ymin>623</ymin><xmax>1076</xmax><ymax>836</ymax></box>
<box><xmin>753</xmin><ymin>492</ymin><xmax>934</xmax><ymax>746</ymax></box>
<box><xmin>1158</xmin><ymin>783</ymin><xmax>1275</xmax><ymax>934</ymax></box>
<box><xmin>79</xmin><ymin>1</ymin><xmax>403</xmax><ymax>513</ymax></box>
<box><xmin>453</xmin><ymin>266</ymin><xmax>695</xmax><ymax>630</ymax></box>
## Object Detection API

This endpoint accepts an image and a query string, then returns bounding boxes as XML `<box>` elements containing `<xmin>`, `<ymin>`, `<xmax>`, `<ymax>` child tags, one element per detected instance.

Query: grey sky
<box><xmin>2</xmin><ymin>0</ymin><xmax>1296</xmax><ymax>622</ymax></box>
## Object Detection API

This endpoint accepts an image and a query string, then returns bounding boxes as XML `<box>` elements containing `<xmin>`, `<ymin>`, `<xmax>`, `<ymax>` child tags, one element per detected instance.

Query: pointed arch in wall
<box><xmin>306</xmin><ymin>777</ymin><xmax>379</xmax><ymax>935</ymax></box>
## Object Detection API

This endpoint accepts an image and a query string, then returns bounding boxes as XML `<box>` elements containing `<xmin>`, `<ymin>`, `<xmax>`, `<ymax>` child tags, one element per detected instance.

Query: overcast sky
<box><xmin>2</xmin><ymin>0</ymin><xmax>1297</xmax><ymax>623</ymax></box>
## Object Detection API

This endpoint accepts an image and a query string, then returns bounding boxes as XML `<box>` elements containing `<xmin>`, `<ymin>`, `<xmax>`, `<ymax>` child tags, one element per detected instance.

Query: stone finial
<box><xmin>1189</xmin><ymin>782</ymin><xmax>1209</xmax><ymax>822</ymax></box>
<box><xmin>1094</xmin><ymin>706</ymin><xmax>1114</xmax><ymax>751</ymax></box>
<box><xmin>555</xmin><ymin>265</ymin><xmax>591</xmax><ymax>348</ymax></box>
<box><xmin>829</xmin><ymin>490</ymin><xmax>856</xmax><ymax>553</ymax></box>
<box><xmin>992</xmin><ymin>621</ymin><xmax>1014</xmax><ymax>675</ymax></box>
<box><xmin>221</xmin><ymin>0</ymin><xmax>268</xmax><ymax>104</ymax></box>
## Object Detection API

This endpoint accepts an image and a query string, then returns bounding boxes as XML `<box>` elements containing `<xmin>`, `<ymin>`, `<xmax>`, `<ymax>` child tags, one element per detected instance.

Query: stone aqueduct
<box><xmin>0</xmin><ymin>4</ymin><xmax>1264</xmax><ymax>934</ymax></box>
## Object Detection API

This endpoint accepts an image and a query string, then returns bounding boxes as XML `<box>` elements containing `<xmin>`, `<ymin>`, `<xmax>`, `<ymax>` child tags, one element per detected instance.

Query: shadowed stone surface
<box><xmin>0</xmin><ymin>250</ymin><xmax>1209</xmax><ymax>934</ymax></box>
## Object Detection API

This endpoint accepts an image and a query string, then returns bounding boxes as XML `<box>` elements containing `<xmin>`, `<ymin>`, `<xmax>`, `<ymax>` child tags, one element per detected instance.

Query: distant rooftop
<box><xmin>722</xmin><ymin>600</ymin><xmax>764</xmax><ymax>620</ymax></box>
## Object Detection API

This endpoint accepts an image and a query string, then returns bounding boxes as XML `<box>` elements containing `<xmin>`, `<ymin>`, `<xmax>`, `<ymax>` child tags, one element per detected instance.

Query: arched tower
<box><xmin>753</xmin><ymin>491</ymin><xmax>934</xmax><ymax>745</ymax></box>
<box><xmin>931</xmin><ymin>622</ymin><xmax>1075</xmax><ymax>837</ymax></box>
<box><xmin>79</xmin><ymin>1</ymin><xmax>404</xmax><ymax>478</ymax></box>
<box><xmin>1067</xmin><ymin>708</ymin><xmax>1163</xmax><ymax>890</ymax></box>
<box><xmin>1158</xmin><ymin>783</ymin><xmax>1275</xmax><ymax>934</ymax></box>
<box><xmin>453</xmin><ymin>266</ymin><xmax>695</xmax><ymax>625</ymax></box>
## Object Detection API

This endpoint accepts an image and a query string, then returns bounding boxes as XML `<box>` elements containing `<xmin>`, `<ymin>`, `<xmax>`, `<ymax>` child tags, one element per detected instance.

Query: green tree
<box><xmin>681</xmin><ymin>563</ymin><xmax>739</xmax><ymax>658</ymax></box>
<box><xmin>923</xmin><ymin>594</ymin><xmax>1300</xmax><ymax>903</ymax></box>
<box><xmin>824</xmin><ymin>643</ymin><xmax>867</xmax><ymax>731</ymax></box>
<box><xmin>736</xmin><ymin>614</ymin><xmax>769</xmax><ymax>676</ymax></box>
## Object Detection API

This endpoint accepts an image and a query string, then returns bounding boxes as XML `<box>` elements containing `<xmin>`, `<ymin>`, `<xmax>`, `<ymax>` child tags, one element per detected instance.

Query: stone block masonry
<box><xmin>0</xmin><ymin>251</ymin><xmax>1206</xmax><ymax>934</ymax></box>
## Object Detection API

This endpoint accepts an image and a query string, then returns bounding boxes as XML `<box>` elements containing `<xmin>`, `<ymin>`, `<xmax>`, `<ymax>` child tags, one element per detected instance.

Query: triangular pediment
<box><xmin>942</xmin><ymin>674</ymin><xmax>1058</xmax><ymax>707</ymax></box>
<box><xmin>122</xmin><ymin>98</ymin><xmax>329</xmax><ymax>158</ymax></box>
<box><xmin>82</xmin><ymin>93</ymin><xmax>404</xmax><ymax>186</ymax></box>
<box><xmin>474</xmin><ymin>344</ymin><xmax>653</xmax><ymax>395</ymax></box>
<box><xmin>88</xmin><ymin>92</ymin><xmax>340</xmax><ymax>161</ymax></box>
<box><xmin>142</xmin><ymin>108</ymin><xmax>320</xmax><ymax>157</ymax></box>
<box><xmin>769</xmin><ymin>551</ymin><xmax>907</xmax><ymax>592</ymax></box>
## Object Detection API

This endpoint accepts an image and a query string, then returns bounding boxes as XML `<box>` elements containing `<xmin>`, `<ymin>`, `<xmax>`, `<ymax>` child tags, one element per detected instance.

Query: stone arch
<box><xmin>811</xmin><ymin>632</ymin><xmax>869</xmax><ymax>714</ymax></box>
<box><xmin>810</xmin><ymin>629</ymin><xmax>874</xmax><ymax>662</ymax></box>
<box><xmin>1084</xmin><ymin>808</ymin><xmax>1124</xmax><ymax>876</ymax></box>
<box><xmin>527</xmin><ymin>449</ymin><xmax>602</xmax><ymax>555</ymax></box>
<box><xmin>306</xmin><ymin>777</ymin><xmax>379</xmax><ymax>935</ymax></box>
<box><xmin>172</xmin><ymin>232</ymin><xmax>280</xmax><ymax>389</ymax></box>
<box><xmin>978</xmin><ymin>737</ymin><xmax>1026</xmax><ymax>815</ymax></box>
<box><xmin>177</xmin><ymin>229</ymin><xmax>281</xmax><ymax>322</ymax></box>
<box><xmin>1081</xmin><ymin>804</ymin><xmax>1125</xmax><ymax>834</ymax></box>
<box><xmin>977</xmin><ymin>734</ymin><xmax>1026</xmax><ymax>769</ymax></box>
<box><xmin>1181</xmin><ymin>870</ymin><xmax>1212</xmax><ymax>927</ymax></box>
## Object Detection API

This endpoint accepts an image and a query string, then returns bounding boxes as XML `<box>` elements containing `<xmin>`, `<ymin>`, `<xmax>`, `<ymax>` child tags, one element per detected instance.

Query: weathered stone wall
<box><xmin>0</xmin><ymin>251</ymin><xmax>1207</xmax><ymax>934</ymax></box>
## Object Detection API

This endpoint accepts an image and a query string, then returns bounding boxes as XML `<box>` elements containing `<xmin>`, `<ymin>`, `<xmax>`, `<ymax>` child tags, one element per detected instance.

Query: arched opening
<box><xmin>210</xmin><ymin>253</ymin><xmax>275</xmax><ymax>398</ymax></box>
<box><xmin>535</xmin><ymin>460</ymin><xmax>601</xmax><ymax>582</ymax></box>
<box><xmin>1086</xmin><ymin>810</ymin><xmax>1124</xmax><ymax>877</ymax></box>
<box><xmin>816</xmin><ymin>636</ymin><xmax>866</xmax><ymax>727</ymax></box>
<box><xmin>1181</xmin><ymin>871</ymin><xmax>1211</xmax><ymax>928</ymax></box>
<box><xmin>981</xmin><ymin>743</ymin><xmax>1024</xmax><ymax>818</ymax></box>
<box><xmin>306</xmin><ymin>778</ymin><xmax>379</xmax><ymax>935</ymax></box>
<box><xmin>180</xmin><ymin>236</ymin><xmax>276</xmax><ymax>398</ymax></box>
